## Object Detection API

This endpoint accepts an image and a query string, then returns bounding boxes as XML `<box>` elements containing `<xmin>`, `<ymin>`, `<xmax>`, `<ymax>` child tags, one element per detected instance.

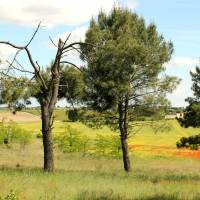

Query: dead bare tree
<box><xmin>0</xmin><ymin>23</ymin><xmax>90</xmax><ymax>172</ymax></box>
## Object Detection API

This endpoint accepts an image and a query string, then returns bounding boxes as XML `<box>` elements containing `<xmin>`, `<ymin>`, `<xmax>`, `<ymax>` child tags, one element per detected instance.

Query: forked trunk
<box><xmin>40</xmin><ymin>39</ymin><xmax>62</xmax><ymax>172</ymax></box>
<box><xmin>41</xmin><ymin>104</ymin><xmax>54</xmax><ymax>172</ymax></box>
<box><xmin>118</xmin><ymin>99</ymin><xmax>131</xmax><ymax>172</ymax></box>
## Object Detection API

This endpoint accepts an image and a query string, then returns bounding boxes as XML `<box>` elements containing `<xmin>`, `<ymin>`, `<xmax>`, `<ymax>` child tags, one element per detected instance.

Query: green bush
<box><xmin>54</xmin><ymin>125</ymin><xmax>121</xmax><ymax>158</ymax></box>
<box><xmin>109</xmin><ymin>135</ymin><xmax>122</xmax><ymax>158</ymax></box>
<box><xmin>54</xmin><ymin>125</ymin><xmax>90</xmax><ymax>155</ymax></box>
<box><xmin>94</xmin><ymin>134</ymin><xmax>108</xmax><ymax>156</ymax></box>
<box><xmin>68</xmin><ymin>109</ymin><xmax>79</xmax><ymax>122</ymax></box>
<box><xmin>0</xmin><ymin>122</ymin><xmax>7</xmax><ymax>144</ymax></box>
<box><xmin>0</xmin><ymin>121</ymin><xmax>32</xmax><ymax>148</ymax></box>
<box><xmin>95</xmin><ymin>134</ymin><xmax>121</xmax><ymax>158</ymax></box>
<box><xmin>176</xmin><ymin>134</ymin><xmax>200</xmax><ymax>150</ymax></box>
<box><xmin>36</xmin><ymin>132</ymin><xmax>42</xmax><ymax>139</ymax></box>
<box><xmin>79</xmin><ymin>135</ymin><xmax>91</xmax><ymax>156</ymax></box>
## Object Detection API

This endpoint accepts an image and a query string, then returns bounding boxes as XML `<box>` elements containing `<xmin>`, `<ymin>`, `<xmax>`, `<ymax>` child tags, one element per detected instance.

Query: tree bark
<box><xmin>40</xmin><ymin>39</ymin><xmax>62</xmax><ymax>172</ymax></box>
<box><xmin>41</xmin><ymin>101</ymin><xmax>54</xmax><ymax>172</ymax></box>
<box><xmin>118</xmin><ymin>98</ymin><xmax>131</xmax><ymax>172</ymax></box>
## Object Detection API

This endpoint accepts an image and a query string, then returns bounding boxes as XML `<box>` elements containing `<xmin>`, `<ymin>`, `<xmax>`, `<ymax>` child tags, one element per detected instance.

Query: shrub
<box><xmin>79</xmin><ymin>135</ymin><xmax>91</xmax><ymax>156</ymax></box>
<box><xmin>0</xmin><ymin>121</ymin><xmax>32</xmax><ymax>148</ymax></box>
<box><xmin>54</xmin><ymin>125</ymin><xmax>121</xmax><ymax>158</ymax></box>
<box><xmin>94</xmin><ymin>134</ymin><xmax>109</xmax><ymax>156</ymax></box>
<box><xmin>54</xmin><ymin>125</ymin><xmax>90</xmax><ymax>155</ymax></box>
<box><xmin>68</xmin><ymin>109</ymin><xmax>79</xmax><ymax>122</ymax></box>
<box><xmin>95</xmin><ymin>134</ymin><xmax>121</xmax><ymax>158</ymax></box>
<box><xmin>109</xmin><ymin>135</ymin><xmax>122</xmax><ymax>158</ymax></box>
<box><xmin>0</xmin><ymin>122</ymin><xmax>7</xmax><ymax>145</ymax></box>
<box><xmin>36</xmin><ymin>133</ymin><xmax>42</xmax><ymax>139</ymax></box>
<box><xmin>176</xmin><ymin>134</ymin><xmax>200</xmax><ymax>150</ymax></box>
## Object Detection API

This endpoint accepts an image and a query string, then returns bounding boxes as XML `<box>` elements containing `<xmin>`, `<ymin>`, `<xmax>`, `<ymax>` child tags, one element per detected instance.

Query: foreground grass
<box><xmin>1</xmin><ymin>158</ymin><xmax>200</xmax><ymax>200</ymax></box>
<box><xmin>1</xmin><ymin>140</ymin><xmax>200</xmax><ymax>200</ymax></box>
<box><xmin>1</xmin><ymin>165</ymin><xmax>200</xmax><ymax>200</ymax></box>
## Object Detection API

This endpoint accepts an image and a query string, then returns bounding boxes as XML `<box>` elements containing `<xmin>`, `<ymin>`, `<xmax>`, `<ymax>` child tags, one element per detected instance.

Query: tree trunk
<box><xmin>118</xmin><ymin>99</ymin><xmax>131</xmax><ymax>172</ymax></box>
<box><xmin>41</xmin><ymin>103</ymin><xmax>54</xmax><ymax>172</ymax></box>
<box><xmin>40</xmin><ymin>39</ymin><xmax>62</xmax><ymax>172</ymax></box>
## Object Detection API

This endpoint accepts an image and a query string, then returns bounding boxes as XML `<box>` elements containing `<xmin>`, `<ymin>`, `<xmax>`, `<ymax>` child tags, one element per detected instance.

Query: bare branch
<box><xmin>62</xmin><ymin>47</ymin><xmax>81</xmax><ymax>56</ymax></box>
<box><xmin>60</xmin><ymin>61</ymin><xmax>83</xmax><ymax>72</ymax></box>
<box><xmin>26</xmin><ymin>22</ymin><xmax>41</xmax><ymax>47</ymax></box>
<box><xmin>70</xmin><ymin>45</ymin><xmax>82</xmax><ymax>54</ymax></box>
<box><xmin>0</xmin><ymin>22</ymin><xmax>41</xmax><ymax>73</ymax></box>
<box><xmin>6</xmin><ymin>60</ymin><xmax>34</xmax><ymax>74</ymax></box>
<box><xmin>63</xmin><ymin>42</ymin><xmax>94</xmax><ymax>51</ymax></box>
<box><xmin>49</xmin><ymin>36</ymin><xmax>58</xmax><ymax>48</ymax></box>
<box><xmin>0</xmin><ymin>41</ymin><xmax>24</xmax><ymax>50</ymax></box>
<box><xmin>0</xmin><ymin>39</ymin><xmax>39</xmax><ymax>74</ymax></box>
<box><xmin>63</xmin><ymin>32</ymin><xmax>72</xmax><ymax>47</ymax></box>
<box><xmin>36</xmin><ymin>61</ymin><xmax>41</xmax><ymax>71</ymax></box>
<box><xmin>24</xmin><ymin>48</ymin><xmax>38</xmax><ymax>71</ymax></box>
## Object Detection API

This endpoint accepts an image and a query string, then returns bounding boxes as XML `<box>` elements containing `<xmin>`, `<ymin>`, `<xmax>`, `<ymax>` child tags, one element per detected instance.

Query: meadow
<box><xmin>1</xmin><ymin>110</ymin><xmax>200</xmax><ymax>200</ymax></box>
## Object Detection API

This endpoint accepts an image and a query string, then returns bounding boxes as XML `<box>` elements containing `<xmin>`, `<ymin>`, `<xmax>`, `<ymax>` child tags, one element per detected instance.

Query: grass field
<box><xmin>1</xmin><ymin>147</ymin><xmax>200</xmax><ymax>200</ymax></box>
<box><xmin>25</xmin><ymin>108</ymin><xmax>68</xmax><ymax>121</ymax></box>
<box><xmin>1</xmin><ymin>110</ymin><xmax>200</xmax><ymax>199</ymax></box>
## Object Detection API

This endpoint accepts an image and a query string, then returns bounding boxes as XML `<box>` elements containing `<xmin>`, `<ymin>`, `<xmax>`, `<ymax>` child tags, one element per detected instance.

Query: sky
<box><xmin>0</xmin><ymin>0</ymin><xmax>199</xmax><ymax>107</ymax></box>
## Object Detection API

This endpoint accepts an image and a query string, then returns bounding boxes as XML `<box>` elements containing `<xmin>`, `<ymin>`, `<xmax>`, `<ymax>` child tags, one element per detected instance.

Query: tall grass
<box><xmin>1</xmin><ymin>140</ymin><xmax>200</xmax><ymax>199</ymax></box>
<box><xmin>1</xmin><ymin>165</ymin><xmax>200</xmax><ymax>200</ymax></box>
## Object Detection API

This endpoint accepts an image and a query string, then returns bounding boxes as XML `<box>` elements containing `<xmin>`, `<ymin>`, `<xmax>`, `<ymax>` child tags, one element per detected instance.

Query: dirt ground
<box><xmin>0</xmin><ymin>111</ymin><xmax>40</xmax><ymax>122</ymax></box>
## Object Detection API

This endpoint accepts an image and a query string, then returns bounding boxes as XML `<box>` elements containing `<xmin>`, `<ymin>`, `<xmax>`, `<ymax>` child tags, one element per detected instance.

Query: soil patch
<box><xmin>0</xmin><ymin>111</ymin><xmax>40</xmax><ymax>122</ymax></box>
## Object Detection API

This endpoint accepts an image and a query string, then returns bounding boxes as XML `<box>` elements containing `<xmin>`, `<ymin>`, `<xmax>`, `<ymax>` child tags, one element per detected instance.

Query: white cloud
<box><xmin>119</xmin><ymin>0</ymin><xmax>138</xmax><ymax>10</ymax></box>
<box><xmin>165</xmin><ymin>57</ymin><xmax>199</xmax><ymax>69</ymax></box>
<box><xmin>56</xmin><ymin>26</ymin><xmax>87</xmax><ymax>45</ymax></box>
<box><xmin>0</xmin><ymin>0</ymin><xmax>137</xmax><ymax>27</ymax></box>
<box><xmin>167</xmin><ymin>79</ymin><xmax>192</xmax><ymax>107</ymax></box>
<box><xmin>165</xmin><ymin>56</ymin><xmax>199</xmax><ymax>107</ymax></box>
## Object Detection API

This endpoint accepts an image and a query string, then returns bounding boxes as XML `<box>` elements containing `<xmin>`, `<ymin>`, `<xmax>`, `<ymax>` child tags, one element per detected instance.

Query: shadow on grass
<box><xmin>0</xmin><ymin>165</ymin><xmax>46</xmax><ymax>175</ymax></box>
<box><xmin>0</xmin><ymin>165</ymin><xmax>68</xmax><ymax>175</ymax></box>
<box><xmin>134</xmin><ymin>172</ymin><xmax>200</xmax><ymax>182</ymax></box>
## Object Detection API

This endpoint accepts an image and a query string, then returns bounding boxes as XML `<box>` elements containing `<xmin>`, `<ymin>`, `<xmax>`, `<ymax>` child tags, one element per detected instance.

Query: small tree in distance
<box><xmin>0</xmin><ymin>77</ymin><xmax>31</xmax><ymax>114</ymax></box>
<box><xmin>81</xmin><ymin>7</ymin><xmax>180</xmax><ymax>172</ymax></box>
<box><xmin>178</xmin><ymin>66</ymin><xmax>200</xmax><ymax>128</ymax></box>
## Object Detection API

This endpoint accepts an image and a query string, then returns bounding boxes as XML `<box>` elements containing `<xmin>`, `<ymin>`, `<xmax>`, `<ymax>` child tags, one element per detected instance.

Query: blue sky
<box><xmin>0</xmin><ymin>0</ymin><xmax>199</xmax><ymax>107</ymax></box>
<box><xmin>135</xmin><ymin>0</ymin><xmax>200</xmax><ymax>107</ymax></box>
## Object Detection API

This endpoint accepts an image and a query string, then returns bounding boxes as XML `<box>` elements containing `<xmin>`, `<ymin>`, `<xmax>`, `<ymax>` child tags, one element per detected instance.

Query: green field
<box><xmin>1</xmin><ymin>110</ymin><xmax>200</xmax><ymax>199</ymax></box>
<box><xmin>18</xmin><ymin>110</ymin><xmax>200</xmax><ymax>158</ymax></box>
<box><xmin>25</xmin><ymin>108</ymin><xmax>68</xmax><ymax>121</ymax></box>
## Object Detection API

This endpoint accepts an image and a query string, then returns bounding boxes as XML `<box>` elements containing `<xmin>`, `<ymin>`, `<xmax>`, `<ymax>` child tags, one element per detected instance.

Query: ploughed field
<box><xmin>0</xmin><ymin>110</ymin><xmax>200</xmax><ymax>200</ymax></box>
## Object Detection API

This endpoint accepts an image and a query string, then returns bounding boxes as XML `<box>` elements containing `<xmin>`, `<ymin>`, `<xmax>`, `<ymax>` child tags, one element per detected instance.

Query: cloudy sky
<box><xmin>0</xmin><ymin>0</ymin><xmax>199</xmax><ymax>107</ymax></box>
